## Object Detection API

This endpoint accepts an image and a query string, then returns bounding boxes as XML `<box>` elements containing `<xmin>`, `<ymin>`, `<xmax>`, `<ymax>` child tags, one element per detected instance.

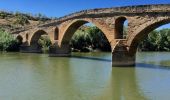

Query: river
<box><xmin>0</xmin><ymin>52</ymin><xmax>169</xmax><ymax>100</ymax></box>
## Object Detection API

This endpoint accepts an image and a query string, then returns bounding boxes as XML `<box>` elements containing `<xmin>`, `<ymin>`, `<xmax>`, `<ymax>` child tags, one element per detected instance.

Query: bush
<box><xmin>70</xmin><ymin>26</ymin><xmax>111</xmax><ymax>52</ymax></box>
<box><xmin>38</xmin><ymin>36</ymin><xmax>51</xmax><ymax>53</ymax></box>
<box><xmin>70</xmin><ymin>29</ymin><xmax>91</xmax><ymax>51</ymax></box>
<box><xmin>13</xmin><ymin>13</ymin><xmax>30</xmax><ymax>26</ymax></box>
<box><xmin>0</xmin><ymin>28</ymin><xmax>19</xmax><ymax>51</ymax></box>
<box><xmin>0</xmin><ymin>12</ymin><xmax>7</xmax><ymax>19</ymax></box>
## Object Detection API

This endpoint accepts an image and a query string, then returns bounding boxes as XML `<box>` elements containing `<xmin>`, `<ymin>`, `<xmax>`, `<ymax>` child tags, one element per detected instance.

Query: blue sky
<box><xmin>0</xmin><ymin>0</ymin><xmax>170</xmax><ymax>28</ymax></box>
<box><xmin>0</xmin><ymin>0</ymin><xmax>170</xmax><ymax>17</ymax></box>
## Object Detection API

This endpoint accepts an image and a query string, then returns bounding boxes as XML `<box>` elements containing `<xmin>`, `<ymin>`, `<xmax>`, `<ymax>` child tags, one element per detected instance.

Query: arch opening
<box><xmin>129</xmin><ymin>19</ymin><xmax>170</xmax><ymax>56</ymax></box>
<box><xmin>6</xmin><ymin>35</ymin><xmax>23</xmax><ymax>52</ymax></box>
<box><xmin>30</xmin><ymin>30</ymin><xmax>51</xmax><ymax>53</ymax></box>
<box><xmin>138</xmin><ymin>24</ymin><xmax>170</xmax><ymax>52</ymax></box>
<box><xmin>16</xmin><ymin>35</ymin><xmax>23</xmax><ymax>44</ymax></box>
<box><xmin>54</xmin><ymin>27</ymin><xmax>59</xmax><ymax>40</ymax></box>
<box><xmin>61</xmin><ymin>20</ymin><xmax>111</xmax><ymax>53</ymax></box>
<box><xmin>115</xmin><ymin>17</ymin><xmax>128</xmax><ymax>39</ymax></box>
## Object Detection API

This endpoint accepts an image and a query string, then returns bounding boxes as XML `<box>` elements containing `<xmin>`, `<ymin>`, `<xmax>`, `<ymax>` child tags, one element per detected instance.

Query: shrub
<box><xmin>13</xmin><ymin>14</ymin><xmax>30</xmax><ymax>25</ymax></box>
<box><xmin>70</xmin><ymin>26</ymin><xmax>111</xmax><ymax>52</ymax></box>
<box><xmin>0</xmin><ymin>28</ymin><xmax>19</xmax><ymax>51</ymax></box>
<box><xmin>38</xmin><ymin>35</ymin><xmax>51</xmax><ymax>53</ymax></box>
<box><xmin>0</xmin><ymin>12</ymin><xmax>7</xmax><ymax>19</ymax></box>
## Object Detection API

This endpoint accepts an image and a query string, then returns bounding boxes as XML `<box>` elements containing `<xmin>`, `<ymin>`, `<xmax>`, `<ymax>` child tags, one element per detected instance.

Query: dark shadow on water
<box><xmin>69</xmin><ymin>55</ymin><xmax>170</xmax><ymax>70</ymax></box>
<box><xmin>136</xmin><ymin>63</ymin><xmax>170</xmax><ymax>70</ymax></box>
<box><xmin>69</xmin><ymin>55</ymin><xmax>112</xmax><ymax>62</ymax></box>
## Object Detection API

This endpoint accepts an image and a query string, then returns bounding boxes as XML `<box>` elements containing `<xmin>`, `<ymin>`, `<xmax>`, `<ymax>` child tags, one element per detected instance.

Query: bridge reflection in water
<box><xmin>109</xmin><ymin>67</ymin><xmax>147</xmax><ymax>100</ymax></box>
<box><xmin>48</xmin><ymin>55</ymin><xmax>148</xmax><ymax>100</ymax></box>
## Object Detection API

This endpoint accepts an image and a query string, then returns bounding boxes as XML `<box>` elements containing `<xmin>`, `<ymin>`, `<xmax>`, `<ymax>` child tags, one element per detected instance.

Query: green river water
<box><xmin>0</xmin><ymin>52</ymin><xmax>170</xmax><ymax>100</ymax></box>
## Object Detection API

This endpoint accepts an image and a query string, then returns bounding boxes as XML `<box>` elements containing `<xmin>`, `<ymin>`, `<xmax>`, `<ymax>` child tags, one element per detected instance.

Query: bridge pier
<box><xmin>49</xmin><ymin>44</ymin><xmax>71</xmax><ymax>57</ymax></box>
<box><xmin>20</xmin><ymin>44</ymin><xmax>42</xmax><ymax>53</ymax></box>
<box><xmin>112</xmin><ymin>43</ymin><xmax>135</xmax><ymax>67</ymax></box>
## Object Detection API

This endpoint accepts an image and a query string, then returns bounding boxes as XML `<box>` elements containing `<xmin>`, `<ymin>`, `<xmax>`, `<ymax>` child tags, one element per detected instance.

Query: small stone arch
<box><xmin>30</xmin><ymin>30</ymin><xmax>50</xmax><ymax>45</ymax></box>
<box><xmin>16</xmin><ymin>35</ymin><xmax>23</xmax><ymax>44</ymax></box>
<box><xmin>115</xmin><ymin>16</ymin><xmax>128</xmax><ymax>39</ymax></box>
<box><xmin>128</xmin><ymin>18</ymin><xmax>170</xmax><ymax>55</ymax></box>
<box><xmin>54</xmin><ymin>27</ymin><xmax>59</xmax><ymax>40</ymax></box>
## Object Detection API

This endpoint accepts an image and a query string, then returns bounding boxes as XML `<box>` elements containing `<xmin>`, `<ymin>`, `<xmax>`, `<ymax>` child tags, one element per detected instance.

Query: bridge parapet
<box><xmin>36</xmin><ymin>4</ymin><xmax>170</xmax><ymax>27</ymax></box>
<box><xmin>56</xmin><ymin>4</ymin><xmax>170</xmax><ymax>22</ymax></box>
<box><xmin>12</xmin><ymin>4</ymin><xmax>170</xmax><ymax>32</ymax></box>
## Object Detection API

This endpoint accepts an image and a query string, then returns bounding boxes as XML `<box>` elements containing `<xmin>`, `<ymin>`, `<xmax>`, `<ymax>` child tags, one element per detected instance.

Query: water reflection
<box><xmin>0</xmin><ymin>52</ymin><xmax>169</xmax><ymax>100</ymax></box>
<box><xmin>137</xmin><ymin>63</ymin><xmax>170</xmax><ymax>70</ymax></box>
<box><xmin>70</xmin><ymin>55</ymin><xmax>111</xmax><ymax>62</ymax></box>
<box><xmin>110</xmin><ymin>67</ymin><xmax>147</xmax><ymax>100</ymax></box>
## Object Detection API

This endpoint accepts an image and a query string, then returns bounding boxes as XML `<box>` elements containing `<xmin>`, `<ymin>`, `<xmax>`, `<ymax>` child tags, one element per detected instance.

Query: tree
<box><xmin>0</xmin><ymin>28</ymin><xmax>19</xmax><ymax>51</ymax></box>
<box><xmin>70</xmin><ymin>26</ymin><xmax>111</xmax><ymax>52</ymax></box>
<box><xmin>138</xmin><ymin>29</ymin><xmax>170</xmax><ymax>51</ymax></box>
<box><xmin>38</xmin><ymin>35</ymin><xmax>51</xmax><ymax>53</ymax></box>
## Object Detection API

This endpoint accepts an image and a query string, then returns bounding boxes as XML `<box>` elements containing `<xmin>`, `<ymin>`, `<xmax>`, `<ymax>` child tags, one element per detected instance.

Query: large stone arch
<box><xmin>127</xmin><ymin>17</ymin><xmax>170</xmax><ymax>55</ymax></box>
<box><xmin>59</xmin><ymin>19</ymin><xmax>114</xmax><ymax>48</ymax></box>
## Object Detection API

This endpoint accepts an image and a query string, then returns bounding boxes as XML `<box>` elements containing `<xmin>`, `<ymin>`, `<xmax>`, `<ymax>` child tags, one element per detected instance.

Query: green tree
<box><xmin>0</xmin><ymin>28</ymin><xmax>19</xmax><ymax>51</ymax></box>
<box><xmin>138</xmin><ymin>29</ymin><xmax>170</xmax><ymax>51</ymax></box>
<box><xmin>38</xmin><ymin>36</ymin><xmax>51</xmax><ymax>53</ymax></box>
<box><xmin>70</xmin><ymin>26</ymin><xmax>111</xmax><ymax>52</ymax></box>
<box><xmin>87</xmin><ymin>26</ymin><xmax>111</xmax><ymax>51</ymax></box>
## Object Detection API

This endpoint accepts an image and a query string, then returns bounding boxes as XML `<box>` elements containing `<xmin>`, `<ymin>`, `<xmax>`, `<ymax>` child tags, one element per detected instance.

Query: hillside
<box><xmin>0</xmin><ymin>11</ymin><xmax>53</xmax><ymax>33</ymax></box>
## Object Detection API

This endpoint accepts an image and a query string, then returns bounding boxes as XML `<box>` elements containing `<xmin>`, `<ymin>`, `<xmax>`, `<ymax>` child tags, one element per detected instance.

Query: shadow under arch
<box><xmin>7</xmin><ymin>35</ymin><xmax>24</xmax><ymax>52</ymax></box>
<box><xmin>60</xmin><ymin>19</ymin><xmax>111</xmax><ymax>47</ymax></box>
<box><xmin>128</xmin><ymin>18</ymin><xmax>170</xmax><ymax>56</ymax></box>
<box><xmin>16</xmin><ymin>35</ymin><xmax>23</xmax><ymax>44</ymax></box>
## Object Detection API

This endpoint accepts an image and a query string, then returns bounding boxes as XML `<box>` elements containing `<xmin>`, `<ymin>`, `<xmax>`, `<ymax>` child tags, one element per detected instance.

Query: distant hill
<box><xmin>0</xmin><ymin>11</ymin><xmax>56</xmax><ymax>33</ymax></box>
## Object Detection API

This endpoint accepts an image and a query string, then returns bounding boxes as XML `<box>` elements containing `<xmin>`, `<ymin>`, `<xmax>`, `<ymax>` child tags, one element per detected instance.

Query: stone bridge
<box><xmin>14</xmin><ymin>4</ymin><xmax>170</xmax><ymax>66</ymax></box>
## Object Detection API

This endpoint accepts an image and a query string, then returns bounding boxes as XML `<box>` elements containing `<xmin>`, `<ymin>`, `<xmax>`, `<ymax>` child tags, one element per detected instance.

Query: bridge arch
<box><xmin>59</xmin><ymin>19</ymin><xmax>113</xmax><ymax>48</ymax></box>
<box><xmin>128</xmin><ymin>18</ymin><xmax>170</xmax><ymax>55</ymax></box>
<box><xmin>30</xmin><ymin>30</ymin><xmax>51</xmax><ymax>45</ymax></box>
<box><xmin>115</xmin><ymin>16</ymin><xmax>128</xmax><ymax>39</ymax></box>
<box><xmin>54</xmin><ymin>27</ymin><xmax>59</xmax><ymax>40</ymax></box>
<box><xmin>16</xmin><ymin>35</ymin><xmax>23</xmax><ymax>44</ymax></box>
